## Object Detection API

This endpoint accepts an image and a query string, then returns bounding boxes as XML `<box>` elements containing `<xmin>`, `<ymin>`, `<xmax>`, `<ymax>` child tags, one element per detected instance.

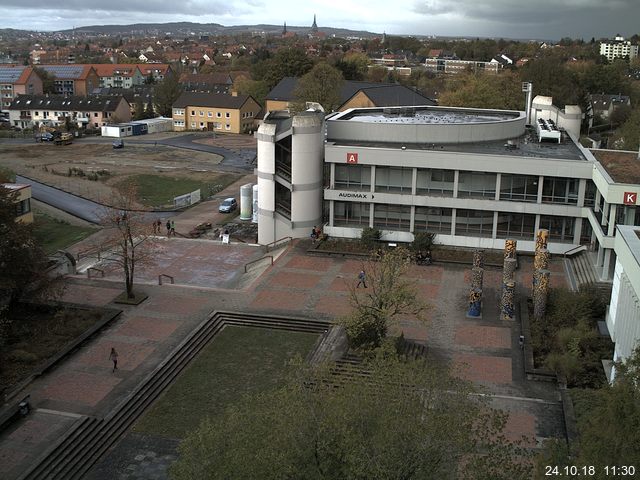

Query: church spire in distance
<box><xmin>311</xmin><ymin>14</ymin><xmax>318</xmax><ymax>33</ymax></box>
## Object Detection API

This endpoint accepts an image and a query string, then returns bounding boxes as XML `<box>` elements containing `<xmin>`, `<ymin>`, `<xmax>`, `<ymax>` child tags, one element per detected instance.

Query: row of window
<box><xmin>333</xmin><ymin>202</ymin><xmax>576</xmax><ymax>242</ymax></box>
<box><xmin>334</xmin><ymin>165</ymin><xmax>584</xmax><ymax>205</ymax></box>
<box><xmin>173</xmin><ymin>120</ymin><xmax>232</xmax><ymax>131</ymax></box>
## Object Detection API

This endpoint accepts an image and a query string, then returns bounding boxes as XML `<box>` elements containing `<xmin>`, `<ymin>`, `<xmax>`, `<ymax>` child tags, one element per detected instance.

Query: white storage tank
<box><xmin>240</xmin><ymin>183</ymin><xmax>253</xmax><ymax>221</ymax></box>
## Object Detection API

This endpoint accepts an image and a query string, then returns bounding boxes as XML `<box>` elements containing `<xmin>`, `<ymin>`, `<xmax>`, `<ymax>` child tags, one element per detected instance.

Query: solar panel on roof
<box><xmin>0</xmin><ymin>67</ymin><xmax>26</xmax><ymax>83</ymax></box>
<box><xmin>40</xmin><ymin>65</ymin><xmax>84</xmax><ymax>78</ymax></box>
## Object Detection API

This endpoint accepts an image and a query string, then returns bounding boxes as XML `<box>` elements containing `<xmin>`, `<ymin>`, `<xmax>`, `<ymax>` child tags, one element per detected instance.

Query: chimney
<box><xmin>231</xmin><ymin>91</ymin><xmax>238</xmax><ymax>97</ymax></box>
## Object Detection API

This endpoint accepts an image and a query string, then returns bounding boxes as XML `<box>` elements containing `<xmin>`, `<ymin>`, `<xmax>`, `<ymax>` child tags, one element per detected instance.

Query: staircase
<box><xmin>18</xmin><ymin>312</ymin><xmax>331</xmax><ymax>480</ymax></box>
<box><xmin>565</xmin><ymin>251</ymin><xmax>612</xmax><ymax>298</ymax></box>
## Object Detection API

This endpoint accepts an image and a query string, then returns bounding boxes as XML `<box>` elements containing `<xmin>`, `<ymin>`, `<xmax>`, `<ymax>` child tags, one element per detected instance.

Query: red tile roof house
<box><xmin>0</xmin><ymin>65</ymin><xmax>43</xmax><ymax>112</ymax></box>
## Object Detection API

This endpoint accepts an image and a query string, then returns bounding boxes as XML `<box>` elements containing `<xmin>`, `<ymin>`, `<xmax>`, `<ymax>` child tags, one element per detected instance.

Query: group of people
<box><xmin>152</xmin><ymin>219</ymin><xmax>176</xmax><ymax>236</ymax></box>
<box><xmin>310</xmin><ymin>225</ymin><xmax>323</xmax><ymax>242</ymax></box>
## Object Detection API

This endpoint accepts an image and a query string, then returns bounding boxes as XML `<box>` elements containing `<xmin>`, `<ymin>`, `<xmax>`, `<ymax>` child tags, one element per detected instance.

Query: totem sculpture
<box><xmin>500</xmin><ymin>239</ymin><xmax>517</xmax><ymax>320</ymax></box>
<box><xmin>467</xmin><ymin>250</ymin><xmax>484</xmax><ymax>317</ymax></box>
<box><xmin>535</xmin><ymin>229</ymin><xmax>549</xmax><ymax>252</ymax></box>
<box><xmin>501</xmin><ymin>281</ymin><xmax>515</xmax><ymax>321</ymax></box>
<box><xmin>533</xmin><ymin>270</ymin><xmax>551</xmax><ymax>320</ymax></box>
<box><xmin>532</xmin><ymin>248</ymin><xmax>550</xmax><ymax>293</ymax></box>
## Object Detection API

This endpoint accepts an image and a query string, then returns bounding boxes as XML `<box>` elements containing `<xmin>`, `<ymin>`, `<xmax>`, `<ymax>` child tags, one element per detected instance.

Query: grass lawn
<box><xmin>117</xmin><ymin>173</ymin><xmax>240</xmax><ymax>208</ymax></box>
<box><xmin>33</xmin><ymin>212</ymin><xmax>96</xmax><ymax>254</ymax></box>
<box><xmin>134</xmin><ymin>326</ymin><xmax>320</xmax><ymax>439</ymax></box>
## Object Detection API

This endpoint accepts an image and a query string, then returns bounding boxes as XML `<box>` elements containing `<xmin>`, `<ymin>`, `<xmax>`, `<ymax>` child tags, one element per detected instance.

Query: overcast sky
<box><xmin>1</xmin><ymin>0</ymin><xmax>637</xmax><ymax>41</ymax></box>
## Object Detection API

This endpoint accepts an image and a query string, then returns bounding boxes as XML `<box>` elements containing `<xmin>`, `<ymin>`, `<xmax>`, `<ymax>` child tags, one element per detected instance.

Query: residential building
<box><xmin>36</xmin><ymin>65</ymin><xmax>99</xmax><ymax>95</ymax></box>
<box><xmin>0</xmin><ymin>65</ymin><xmax>43</xmax><ymax>112</ymax></box>
<box><xmin>92</xmin><ymin>64</ymin><xmax>144</xmax><ymax>89</ymax></box>
<box><xmin>600</xmin><ymin>35</ymin><xmax>639</xmax><ymax>62</ymax></box>
<box><xmin>424</xmin><ymin>57</ymin><xmax>501</xmax><ymax>74</ymax></box>
<box><xmin>179</xmin><ymin>73</ymin><xmax>233</xmax><ymax>94</ymax></box>
<box><xmin>588</xmin><ymin>93</ymin><xmax>631</xmax><ymax>124</ymax></box>
<box><xmin>172</xmin><ymin>92</ymin><xmax>260</xmax><ymax>133</ymax></box>
<box><xmin>8</xmin><ymin>94</ymin><xmax>131</xmax><ymax>129</ymax></box>
<box><xmin>264</xmin><ymin>77</ymin><xmax>435</xmax><ymax>113</ymax></box>
<box><xmin>2</xmin><ymin>183</ymin><xmax>33</xmax><ymax>224</ymax></box>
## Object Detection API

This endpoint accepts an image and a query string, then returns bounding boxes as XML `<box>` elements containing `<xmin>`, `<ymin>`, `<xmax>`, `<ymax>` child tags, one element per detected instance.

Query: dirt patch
<box><xmin>0</xmin><ymin>143</ymin><xmax>227</xmax><ymax>204</ymax></box>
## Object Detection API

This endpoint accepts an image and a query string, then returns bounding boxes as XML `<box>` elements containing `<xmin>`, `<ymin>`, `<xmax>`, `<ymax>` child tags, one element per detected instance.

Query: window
<box><xmin>225</xmin><ymin>124</ymin><xmax>231</xmax><ymax>130</ymax></box>
<box><xmin>542</xmin><ymin>177</ymin><xmax>578</xmax><ymax>205</ymax></box>
<box><xmin>34</xmin><ymin>111</ymin><xmax>39</xmax><ymax>116</ymax></box>
<box><xmin>216</xmin><ymin>112</ymin><xmax>221</xmax><ymax>118</ymax></box>
<box><xmin>191</xmin><ymin>110</ymin><xmax>195</xmax><ymax>116</ymax></box>
<box><xmin>375</xmin><ymin>167</ymin><xmax>413</xmax><ymax>193</ymax></box>
<box><xmin>496</xmin><ymin>212</ymin><xmax>536</xmax><ymax>240</ymax></box>
<box><xmin>225</xmin><ymin>112</ymin><xmax>230</xmax><ymax>118</ymax></box>
<box><xmin>94</xmin><ymin>112</ymin><xmax>99</xmax><ymax>117</ymax></box>
<box><xmin>373</xmin><ymin>204</ymin><xmax>411</xmax><ymax>231</ymax></box>
<box><xmin>584</xmin><ymin>180</ymin><xmax>596</xmax><ymax>207</ymax></box>
<box><xmin>174</xmin><ymin>109</ymin><xmax>184</xmax><ymax>116</ymax></box>
<box><xmin>174</xmin><ymin>120</ymin><xmax>185</xmax><ymax>127</ymax></box>
<box><xmin>199</xmin><ymin>111</ymin><xmax>204</xmax><ymax>116</ymax></box>
<box><xmin>200</xmin><ymin>122</ymin><xmax>204</xmax><ymax>128</ymax></box>
<box><xmin>455</xmin><ymin>209</ymin><xmax>494</xmax><ymax>237</ymax></box>
<box><xmin>214</xmin><ymin>122</ymin><xmax>222</xmax><ymax>129</ymax></box>
<box><xmin>334</xmin><ymin>201</ymin><xmax>370</xmax><ymax>227</ymax></box>
<box><xmin>539</xmin><ymin>215</ymin><xmax>575</xmax><ymax>242</ymax></box>
<box><xmin>500</xmin><ymin>174</ymin><xmax>538</xmax><ymax>202</ymax></box>
<box><xmin>414</xmin><ymin>207</ymin><xmax>452</xmax><ymax>234</ymax></box>
<box><xmin>190</xmin><ymin>122</ymin><xmax>196</xmax><ymax>128</ymax></box>
<box><xmin>15</xmin><ymin>198</ymin><xmax>30</xmax><ymax>216</ymax></box>
<box><xmin>335</xmin><ymin>165</ymin><xmax>371</xmax><ymax>191</ymax></box>
<box><xmin>457</xmin><ymin>171</ymin><xmax>496</xmax><ymax>199</ymax></box>
<box><xmin>416</xmin><ymin>168</ymin><xmax>454</xmax><ymax>196</ymax></box>
<box><xmin>207</xmin><ymin>111</ymin><xmax>213</xmax><ymax>117</ymax></box>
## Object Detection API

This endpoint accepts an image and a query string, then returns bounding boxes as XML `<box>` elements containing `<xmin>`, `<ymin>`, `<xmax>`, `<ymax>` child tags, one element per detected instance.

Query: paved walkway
<box><xmin>0</xmin><ymin>242</ymin><xmax>568</xmax><ymax>479</ymax></box>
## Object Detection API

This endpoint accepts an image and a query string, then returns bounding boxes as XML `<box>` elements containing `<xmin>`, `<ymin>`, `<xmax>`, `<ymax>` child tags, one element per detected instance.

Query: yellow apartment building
<box><xmin>172</xmin><ymin>92</ymin><xmax>261</xmax><ymax>134</ymax></box>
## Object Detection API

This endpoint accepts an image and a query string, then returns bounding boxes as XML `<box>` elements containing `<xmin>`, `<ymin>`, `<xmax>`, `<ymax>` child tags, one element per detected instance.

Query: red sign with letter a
<box><xmin>624</xmin><ymin>192</ymin><xmax>637</xmax><ymax>205</ymax></box>
<box><xmin>346</xmin><ymin>152</ymin><xmax>358</xmax><ymax>164</ymax></box>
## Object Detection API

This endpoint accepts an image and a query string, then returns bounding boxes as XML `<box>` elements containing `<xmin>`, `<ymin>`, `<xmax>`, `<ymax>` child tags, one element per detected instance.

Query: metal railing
<box><xmin>563</xmin><ymin>245</ymin><xmax>587</xmax><ymax>258</ymax></box>
<box><xmin>264</xmin><ymin>236</ymin><xmax>293</xmax><ymax>253</ymax></box>
<box><xmin>158</xmin><ymin>274</ymin><xmax>175</xmax><ymax>285</ymax></box>
<box><xmin>244</xmin><ymin>255</ymin><xmax>273</xmax><ymax>273</ymax></box>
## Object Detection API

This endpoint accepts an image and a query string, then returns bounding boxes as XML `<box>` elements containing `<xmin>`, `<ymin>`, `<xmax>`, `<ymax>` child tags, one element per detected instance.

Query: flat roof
<box><xmin>1</xmin><ymin>183</ymin><xmax>29</xmax><ymax>190</ymax></box>
<box><xmin>590</xmin><ymin>149</ymin><xmax>640</xmax><ymax>184</ymax></box>
<box><xmin>335</xmin><ymin>106</ymin><xmax>520</xmax><ymax>125</ymax></box>
<box><xmin>618</xmin><ymin>225</ymin><xmax>640</xmax><ymax>268</ymax></box>
<box><xmin>330</xmin><ymin>128</ymin><xmax>587</xmax><ymax>161</ymax></box>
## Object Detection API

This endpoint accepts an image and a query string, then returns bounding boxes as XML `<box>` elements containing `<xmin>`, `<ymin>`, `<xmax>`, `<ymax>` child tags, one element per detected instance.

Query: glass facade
<box><xmin>496</xmin><ymin>212</ymin><xmax>536</xmax><ymax>240</ymax></box>
<box><xmin>500</xmin><ymin>174</ymin><xmax>539</xmax><ymax>202</ymax></box>
<box><xmin>335</xmin><ymin>164</ymin><xmax>371</xmax><ymax>191</ymax></box>
<box><xmin>584</xmin><ymin>180</ymin><xmax>597</xmax><ymax>207</ymax></box>
<box><xmin>542</xmin><ymin>177</ymin><xmax>578</xmax><ymax>205</ymax></box>
<box><xmin>457</xmin><ymin>171</ymin><xmax>497</xmax><ymax>199</ymax></box>
<box><xmin>539</xmin><ymin>215</ymin><xmax>575</xmax><ymax>242</ymax></box>
<box><xmin>414</xmin><ymin>207</ymin><xmax>452</xmax><ymax>234</ymax></box>
<box><xmin>375</xmin><ymin>167</ymin><xmax>413</xmax><ymax>193</ymax></box>
<box><xmin>455</xmin><ymin>209</ymin><xmax>494</xmax><ymax>237</ymax></box>
<box><xmin>334</xmin><ymin>201</ymin><xmax>370</xmax><ymax>227</ymax></box>
<box><xmin>373</xmin><ymin>204</ymin><xmax>411</xmax><ymax>231</ymax></box>
<box><xmin>416</xmin><ymin>168</ymin><xmax>454</xmax><ymax>196</ymax></box>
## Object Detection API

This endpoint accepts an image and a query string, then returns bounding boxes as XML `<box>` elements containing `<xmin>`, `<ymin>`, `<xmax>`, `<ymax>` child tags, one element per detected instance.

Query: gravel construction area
<box><xmin>0</xmin><ymin>142</ymin><xmax>225</xmax><ymax>204</ymax></box>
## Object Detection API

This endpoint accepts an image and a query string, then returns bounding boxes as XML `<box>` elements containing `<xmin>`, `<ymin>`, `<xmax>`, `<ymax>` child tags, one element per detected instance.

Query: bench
<box><xmin>0</xmin><ymin>394</ymin><xmax>31</xmax><ymax>432</ymax></box>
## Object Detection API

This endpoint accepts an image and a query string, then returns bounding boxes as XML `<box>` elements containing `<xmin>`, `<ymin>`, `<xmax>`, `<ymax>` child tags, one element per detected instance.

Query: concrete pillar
<box><xmin>453</xmin><ymin>170</ymin><xmax>460</xmax><ymax>198</ymax></box>
<box><xmin>503</xmin><ymin>257</ymin><xmax>517</xmax><ymax>284</ymax></box>
<box><xmin>471</xmin><ymin>267</ymin><xmax>484</xmax><ymax>291</ymax></box>
<box><xmin>473</xmin><ymin>249</ymin><xmax>484</xmax><ymax>269</ymax></box>
<box><xmin>411</xmin><ymin>168</ymin><xmax>417</xmax><ymax>196</ymax></box>
<box><xmin>370</xmin><ymin>165</ymin><xmax>375</xmax><ymax>193</ymax></box>
<box><xmin>450</xmin><ymin>209</ymin><xmax>457</xmax><ymax>236</ymax></box>
<box><xmin>573</xmin><ymin>217</ymin><xmax>583</xmax><ymax>245</ymax></box>
<box><xmin>602</xmin><ymin>249</ymin><xmax>612</xmax><ymax>281</ymax></box>
<box><xmin>533</xmin><ymin>270</ymin><xmax>550</xmax><ymax>320</ymax></box>
<box><xmin>410</xmin><ymin>205</ymin><xmax>415</xmax><ymax>233</ymax></box>
<box><xmin>492</xmin><ymin>211</ymin><xmax>498</xmax><ymax>238</ymax></box>
<box><xmin>501</xmin><ymin>281</ymin><xmax>515</xmax><ymax>321</ymax></box>
<box><xmin>329</xmin><ymin>200</ymin><xmax>335</xmax><ymax>227</ymax></box>
<box><xmin>495</xmin><ymin>173</ymin><xmax>502</xmax><ymax>201</ymax></box>
<box><xmin>537</xmin><ymin>175</ymin><xmax>544</xmax><ymax>203</ymax></box>
<box><xmin>577</xmin><ymin>179</ymin><xmax>586</xmax><ymax>207</ymax></box>
<box><xmin>608</xmin><ymin>204</ymin><xmax>617</xmax><ymax>236</ymax></box>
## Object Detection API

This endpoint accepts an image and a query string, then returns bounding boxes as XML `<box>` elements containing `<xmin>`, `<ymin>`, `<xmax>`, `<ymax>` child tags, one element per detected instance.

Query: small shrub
<box><xmin>360</xmin><ymin>227</ymin><xmax>381</xmax><ymax>250</ymax></box>
<box><xmin>411</xmin><ymin>232</ymin><xmax>436</xmax><ymax>253</ymax></box>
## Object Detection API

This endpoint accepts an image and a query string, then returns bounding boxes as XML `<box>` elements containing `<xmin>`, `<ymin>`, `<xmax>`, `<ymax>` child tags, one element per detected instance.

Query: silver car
<box><xmin>218</xmin><ymin>198</ymin><xmax>237</xmax><ymax>213</ymax></box>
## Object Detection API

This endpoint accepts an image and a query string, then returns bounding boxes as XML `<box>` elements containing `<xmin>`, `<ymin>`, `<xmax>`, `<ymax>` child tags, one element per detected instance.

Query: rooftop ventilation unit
<box><xmin>536</xmin><ymin>118</ymin><xmax>561</xmax><ymax>143</ymax></box>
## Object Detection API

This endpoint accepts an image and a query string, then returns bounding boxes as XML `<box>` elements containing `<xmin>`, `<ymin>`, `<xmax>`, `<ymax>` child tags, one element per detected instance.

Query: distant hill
<box><xmin>51</xmin><ymin>21</ymin><xmax>378</xmax><ymax>38</ymax></box>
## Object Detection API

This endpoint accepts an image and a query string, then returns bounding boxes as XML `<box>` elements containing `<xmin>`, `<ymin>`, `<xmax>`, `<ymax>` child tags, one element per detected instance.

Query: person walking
<box><xmin>170</xmin><ymin>220</ymin><xmax>176</xmax><ymax>236</ymax></box>
<box><xmin>109</xmin><ymin>347</ymin><xmax>119</xmax><ymax>372</ymax></box>
<box><xmin>166</xmin><ymin>220</ymin><xmax>171</xmax><ymax>236</ymax></box>
<box><xmin>356</xmin><ymin>270</ymin><xmax>367</xmax><ymax>288</ymax></box>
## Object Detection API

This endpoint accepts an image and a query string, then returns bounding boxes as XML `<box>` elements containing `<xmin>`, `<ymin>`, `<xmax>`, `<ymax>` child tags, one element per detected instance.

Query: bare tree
<box><xmin>97</xmin><ymin>186</ymin><xmax>157</xmax><ymax>299</ymax></box>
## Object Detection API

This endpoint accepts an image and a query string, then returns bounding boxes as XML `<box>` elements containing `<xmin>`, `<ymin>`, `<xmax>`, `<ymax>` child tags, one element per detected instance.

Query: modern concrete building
<box><xmin>257</xmin><ymin>104</ymin><xmax>640</xmax><ymax>285</ymax></box>
<box><xmin>607</xmin><ymin>225</ymin><xmax>640</xmax><ymax>379</ymax></box>
<box><xmin>599</xmin><ymin>35</ymin><xmax>639</xmax><ymax>62</ymax></box>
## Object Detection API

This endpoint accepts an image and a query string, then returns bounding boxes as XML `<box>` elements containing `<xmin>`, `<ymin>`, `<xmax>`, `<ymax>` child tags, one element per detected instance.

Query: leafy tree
<box><xmin>613</xmin><ymin>107</ymin><xmax>640</xmax><ymax>150</ymax></box>
<box><xmin>153</xmin><ymin>72</ymin><xmax>182</xmax><ymax>117</ymax></box>
<box><xmin>340</xmin><ymin>247</ymin><xmax>426</xmax><ymax>350</ymax></box>
<box><xmin>411</xmin><ymin>232</ymin><xmax>436</xmax><ymax>253</ymax></box>
<box><xmin>170</xmin><ymin>355</ymin><xmax>532</xmax><ymax>480</ymax></box>
<box><xmin>97</xmin><ymin>186</ymin><xmax>156</xmax><ymax>299</ymax></box>
<box><xmin>439</xmin><ymin>70</ymin><xmax>523</xmax><ymax>110</ymax></box>
<box><xmin>0</xmin><ymin>186</ymin><xmax>62</xmax><ymax>344</ymax></box>
<box><xmin>335</xmin><ymin>52</ymin><xmax>370</xmax><ymax>81</ymax></box>
<box><xmin>144</xmin><ymin>100</ymin><xmax>155</xmax><ymax>119</ymax></box>
<box><xmin>293</xmin><ymin>62</ymin><xmax>344</xmax><ymax>112</ymax></box>
<box><xmin>133</xmin><ymin>96</ymin><xmax>145</xmax><ymax>120</ymax></box>
<box><xmin>254</xmin><ymin>47</ymin><xmax>313</xmax><ymax>89</ymax></box>
<box><xmin>33</xmin><ymin>67</ymin><xmax>56</xmax><ymax>94</ymax></box>
<box><xmin>232</xmin><ymin>78</ymin><xmax>269</xmax><ymax>106</ymax></box>
<box><xmin>366</xmin><ymin>65</ymin><xmax>388</xmax><ymax>83</ymax></box>
<box><xmin>519</xmin><ymin>55</ymin><xmax>582</xmax><ymax>106</ymax></box>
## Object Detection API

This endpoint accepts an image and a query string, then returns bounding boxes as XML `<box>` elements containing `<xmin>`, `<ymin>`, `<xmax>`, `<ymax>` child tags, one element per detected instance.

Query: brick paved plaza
<box><xmin>0</xmin><ymin>239</ymin><xmax>568</xmax><ymax>479</ymax></box>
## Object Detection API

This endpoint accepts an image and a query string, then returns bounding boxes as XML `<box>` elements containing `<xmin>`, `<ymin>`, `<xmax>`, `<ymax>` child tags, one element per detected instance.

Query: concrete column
<box><xmin>608</xmin><ymin>204</ymin><xmax>617</xmax><ymax>236</ymax></box>
<box><xmin>450</xmin><ymin>209</ymin><xmax>457</xmax><ymax>236</ymax></box>
<box><xmin>453</xmin><ymin>170</ymin><xmax>460</xmax><ymax>198</ymax></box>
<box><xmin>577</xmin><ymin>179</ymin><xmax>586</xmax><ymax>207</ymax></box>
<box><xmin>329</xmin><ymin>200</ymin><xmax>335</xmax><ymax>227</ymax></box>
<box><xmin>370</xmin><ymin>165</ymin><xmax>376</xmax><ymax>193</ymax></box>
<box><xmin>495</xmin><ymin>173</ymin><xmax>501</xmax><ymax>201</ymax></box>
<box><xmin>492</xmin><ymin>211</ymin><xmax>498</xmax><ymax>238</ymax></box>
<box><xmin>411</xmin><ymin>167</ymin><xmax>417</xmax><ymax>196</ymax></box>
<box><xmin>573</xmin><ymin>217</ymin><xmax>583</xmax><ymax>245</ymax></box>
<box><xmin>369</xmin><ymin>202</ymin><xmax>374</xmax><ymax>227</ymax></box>
<box><xmin>602</xmin><ymin>249</ymin><xmax>613</xmax><ymax>281</ymax></box>
<box><xmin>601</xmin><ymin>201</ymin><xmax>609</xmax><ymax>227</ymax></box>
<box><xmin>534</xmin><ymin>214</ymin><xmax>541</xmax><ymax>235</ymax></box>
<box><xmin>537</xmin><ymin>175</ymin><xmax>544</xmax><ymax>203</ymax></box>
<box><xmin>500</xmin><ymin>281</ymin><xmax>515</xmax><ymax>321</ymax></box>
<box><xmin>596</xmin><ymin>244</ymin><xmax>604</xmax><ymax>268</ymax></box>
<box><xmin>410</xmin><ymin>205</ymin><xmax>415</xmax><ymax>232</ymax></box>
<box><xmin>594</xmin><ymin>190</ymin><xmax>602</xmax><ymax>212</ymax></box>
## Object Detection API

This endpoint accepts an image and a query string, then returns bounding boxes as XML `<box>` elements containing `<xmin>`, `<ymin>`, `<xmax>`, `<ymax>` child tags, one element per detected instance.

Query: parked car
<box><xmin>36</xmin><ymin>132</ymin><xmax>54</xmax><ymax>142</ymax></box>
<box><xmin>218</xmin><ymin>197</ymin><xmax>237</xmax><ymax>213</ymax></box>
<box><xmin>112</xmin><ymin>139</ymin><xmax>124</xmax><ymax>149</ymax></box>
